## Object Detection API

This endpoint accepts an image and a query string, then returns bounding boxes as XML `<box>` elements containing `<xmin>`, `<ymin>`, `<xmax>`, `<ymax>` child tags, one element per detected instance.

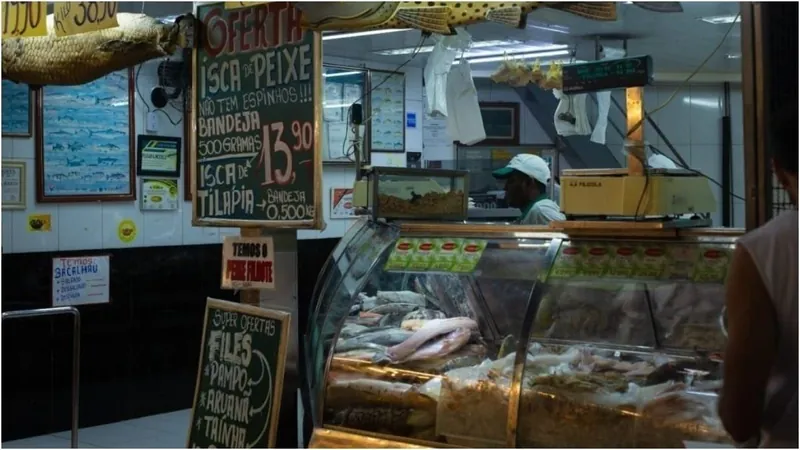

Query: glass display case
<box><xmin>305</xmin><ymin>219</ymin><xmax>740</xmax><ymax>448</ymax></box>
<box><xmin>367</xmin><ymin>167</ymin><xmax>469</xmax><ymax>222</ymax></box>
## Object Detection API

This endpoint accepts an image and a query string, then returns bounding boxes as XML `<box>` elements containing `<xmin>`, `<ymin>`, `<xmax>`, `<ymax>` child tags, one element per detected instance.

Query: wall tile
<box><xmin>101</xmin><ymin>203</ymin><xmax>144</xmax><ymax>250</ymax></box>
<box><xmin>2</xmin><ymin>211</ymin><xmax>13</xmax><ymax>253</ymax></box>
<box><xmin>143</xmin><ymin>211</ymin><xmax>183</xmax><ymax>247</ymax></box>
<box><xmin>11</xmin><ymin>207</ymin><xmax>59</xmax><ymax>253</ymax></box>
<box><xmin>58</xmin><ymin>203</ymin><xmax>103</xmax><ymax>251</ymax></box>
<box><xmin>689</xmin><ymin>85</ymin><xmax>724</xmax><ymax>146</ymax></box>
<box><xmin>653</xmin><ymin>86</ymin><xmax>692</xmax><ymax>146</ymax></box>
<box><xmin>181</xmin><ymin>204</ymin><xmax>219</xmax><ymax>245</ymax></box>
<box><xmin>690</xmin><ymin>144</ymin><xmax>723</xmax><ymax>226</ymax></box>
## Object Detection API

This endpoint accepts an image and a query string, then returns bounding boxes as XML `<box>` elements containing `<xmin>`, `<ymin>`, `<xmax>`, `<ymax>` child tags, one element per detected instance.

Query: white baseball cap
<box><xmin>492</xmin><ymin>154</ymin><xmax>551</xmax><ymax>185</ymax></box>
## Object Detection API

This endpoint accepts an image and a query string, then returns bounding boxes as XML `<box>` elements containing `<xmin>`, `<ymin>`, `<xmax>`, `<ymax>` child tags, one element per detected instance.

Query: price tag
<box><xmin>53</xmin><ymin>1</ymin><xmax>119</xmax><ymax>37</ymax></box>
<box><xmin>2</xmin><ymin>1</ymin><xmax>47</xmax><ymax>38</ymax></box>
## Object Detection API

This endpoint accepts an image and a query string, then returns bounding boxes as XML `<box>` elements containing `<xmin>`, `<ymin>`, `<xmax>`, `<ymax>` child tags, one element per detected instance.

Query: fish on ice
<box><xmin>2</xmin><ymin>13</ymin><xmax>193</xmax><ymax>86</ymax></box>
<box><xmin>296</xmin><ymin>2</ymin><xmax>683</xmax><ymax>35</ymax></box>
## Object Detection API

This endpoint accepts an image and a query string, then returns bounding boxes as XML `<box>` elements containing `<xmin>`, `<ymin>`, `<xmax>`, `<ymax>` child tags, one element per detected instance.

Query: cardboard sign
<box><xmin>192</xmin><ymin>2</ymin><xmax>322</xmax><ymax>228</ymax></box>
<box><xmin>221</xmin><ymin>236</ymin><xmax>276</xmax><ymax>290</ymax></box>
<box><xmin>53</xmin><ymin>2</ymin><xmax>119</xmax><ymax>37</ymax></box>
<box><xmin>52</xmin><ymin>255</ymin><xmax>111</xmax><ymax>306</ymax></box>
<box><xmin>2</xmin><ymin>2</ymin><xmax>47</xmax><ymax>38</ymax></box>
<box><xmin>187</xmin><ymin>298</ymin><xmax>290</xmax><ymax>448</ymax></box>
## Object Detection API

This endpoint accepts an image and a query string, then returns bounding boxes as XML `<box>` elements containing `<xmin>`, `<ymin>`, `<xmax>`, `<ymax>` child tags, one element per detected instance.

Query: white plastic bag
<box><xmin>424</xmin><ymin>29</ymin><xmax>471</xmax><ymax>116</ymax></box>
<box><xmin>553</xmin><ymin>89</ymin><xmax>592</xmax><ymax>137</ymax></box>
<box><xmin>446</xmin><ymin>60</ymin><xmax>486</xmax><ymax>145</ymax></box>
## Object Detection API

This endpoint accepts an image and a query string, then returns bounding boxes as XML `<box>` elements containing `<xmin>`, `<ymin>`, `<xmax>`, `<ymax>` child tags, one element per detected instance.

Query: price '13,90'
<box><xmin>258</xmin><ymin>120</ymin><xmax>314</xmax><ymax>186</ymax></box>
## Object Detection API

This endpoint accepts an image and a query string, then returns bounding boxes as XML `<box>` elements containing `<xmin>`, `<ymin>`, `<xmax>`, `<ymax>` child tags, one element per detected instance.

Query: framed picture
<box><xmin>369</xmin><ymin>69</ymin><xmax>405</xmax><ymax>153</ymax></box>
<box><xmin>2</xmin><ymin>160</ymin><xmax>26</xmax><ymax>209</ymax></box>
<box><xmin>2</xmin><ymin>80</ymin><xmax>33</xmax><ymax>137</ymax></box>
<box><xmin>330</xmin><ymin>187</ymin><xmax>355</xmax><ymax>219</ymax></box>
<box><xmin>476</xmin><ymin>102</ymin><xmax>520</xmax><ymax>146</ymax></box>
<box><xmin>184</xmin><ymin>71</ymin><xmax>193</xmax><ymax>201</ymax></box>
<box><xmin>36</xmin><ymin>69</ymin><xmax>136</xmax><ymax>203</ymax></box>
<box><xmin>137</xmin><ymin>135</ymin><xmax>182</xmax><ymax>178</ymax></box>
<box><xmin>322</xmin><ymin>64</ymin><xmax>369</xmax><ymax>164</ymax></box>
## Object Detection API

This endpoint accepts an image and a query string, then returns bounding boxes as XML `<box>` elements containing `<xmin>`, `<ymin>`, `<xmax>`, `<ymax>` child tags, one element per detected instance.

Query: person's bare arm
<box><xmin>718</xmin><ymin>244</ymin><xmax>778</xmax><ymax>443</ymax></box>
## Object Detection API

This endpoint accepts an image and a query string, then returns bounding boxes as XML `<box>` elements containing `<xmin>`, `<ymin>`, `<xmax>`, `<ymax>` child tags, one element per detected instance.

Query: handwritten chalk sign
<box><xmin>191</xmin><ymin>2</ymin><xmax>323</xmax><ymax>229</ymax></box>
<box><xmin>221</xmin><ymin>236</ymin><xmax>275</xmax><ymax>290</ymax></box>
<box><xmin>51</xmin><ymin>255</ymin><xmax>111</xmax><ymax>306</ymax></box>
<box><xmin>187</xmin><ymin>298</ymin><xmax>290</xmax><ymax>448</ymax></box>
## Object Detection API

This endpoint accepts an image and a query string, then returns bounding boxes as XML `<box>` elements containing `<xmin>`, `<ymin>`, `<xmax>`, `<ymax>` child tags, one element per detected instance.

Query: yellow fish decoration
<box><xmin>296</xmin><ymin>2</ymin><xmax>683</xmax><ymax>35</ymax></box>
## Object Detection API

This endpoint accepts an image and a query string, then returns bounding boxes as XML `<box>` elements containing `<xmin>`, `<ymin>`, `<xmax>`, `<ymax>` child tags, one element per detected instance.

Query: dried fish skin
<box><xmin>2</xmin><ymin>13</ymin><xmax>190</xmax><ymax>86</ymax></box>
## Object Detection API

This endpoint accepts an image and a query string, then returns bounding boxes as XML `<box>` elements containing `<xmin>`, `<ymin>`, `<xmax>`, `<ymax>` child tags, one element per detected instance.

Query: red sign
<box><xmin>563</xmin><ymin>246</ymin><xmax>580</xmax><ymax>255</ymax></box>
<box><xmin>464</xmin><ymin>244</ymin><xmax>480</xmax><ymax>253</ymax></box>
<box><xmin>441</xmin><ymin>242</ymin><xmax>457</xmax><ymax>251</ymax></box>
<box><xmin>704</xmin><ymin>249</ymin><xmax>723</xmax><ymax>259</ymax></box>
<box><xmin>397</xmin><ymin>242</ymin><xmax>411</xmax><ymax>251</ymax></box>
<box><xmin>225</xmin><ymin>259</ymin><xmax>274</xmax><ymax>285</ymax></box>
<box><xmin>418</xmin><ymin>242</ymin><xmax>433</xmax><ymax>251</ymax></box>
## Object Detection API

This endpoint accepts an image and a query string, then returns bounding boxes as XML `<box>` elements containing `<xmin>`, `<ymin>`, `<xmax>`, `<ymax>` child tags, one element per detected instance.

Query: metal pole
<box><xmin>2</xmin><ymin>307</ymin><xmax>81</xmax><ymax>448</ymax></box>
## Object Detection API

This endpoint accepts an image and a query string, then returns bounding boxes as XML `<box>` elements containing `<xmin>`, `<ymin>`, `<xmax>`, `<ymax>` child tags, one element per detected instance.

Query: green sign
<box><xmin>561</xmin><ymin>55</ymin><xmax>653</xmax><ymax>94</ymax></box>
<box><xmin>383</xmin><ymin>238</ymin><xmax>487</xmax><ymax>274</ymax></box>
<box><xmin>192</xmin><ymin>2</ymin><xmax>321</xmax><ymax>227</ymax></box>
<box><xmin>187</xmin><ymin>298</ymin><xmax>291</xmax><ymax>448</ymax></box>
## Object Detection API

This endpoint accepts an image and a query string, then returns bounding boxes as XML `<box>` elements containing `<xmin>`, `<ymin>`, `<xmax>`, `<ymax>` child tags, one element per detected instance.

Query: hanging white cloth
<box><xmin>424</xmin><ymin>29</ymin><xmax>471</xmax><ymax>116</ymax></box>
<box><xmin>553</xmin><ymin>89</ymin><xmax>592</xmax><ymax>137</ymax></box>
<box><xmin>590</xmin><ymin>91</ymin><xmax>612</xmax><ymax>144</ymax></box>
<box><xmin>446</xmin><ymin>59</ymin><xmax>486</xmax><ymax>145</ymax></box>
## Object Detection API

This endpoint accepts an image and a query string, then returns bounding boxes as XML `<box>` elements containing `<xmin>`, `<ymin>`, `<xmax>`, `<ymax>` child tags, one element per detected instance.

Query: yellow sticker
<box><xmin>117</xmin><ymin>219</ymin><xmax>137</xmax><ymax>243</ymax></box>
<box><xmin>27</xmin><ymin>213</ymin><xmax>52</xmax><ymax>232</ymax></box>
<box><xmin>2</xmin><ymin>2</ymin><xmax>47</xmax><ymax>38</ymax></box>
<box><xmin>224</xmin><ymin>1</ymin><xmax>268</xmax><ymax>9</ymax></box>
<box><xmin>52</xmin><ymin>1</ymin><xmax>119</xmax><ymax>37</ymax></box>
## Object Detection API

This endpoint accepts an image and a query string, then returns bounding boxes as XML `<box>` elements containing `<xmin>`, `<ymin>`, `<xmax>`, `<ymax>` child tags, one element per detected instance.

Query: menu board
<box><xmin>369</xmin><ymin>70</ymin><xmax>405</xmax><ymax>152</ymax></box>
<box><xmin>188</xmin><ymin>298</ymin><xmax>290</xmax><ymax>448</ymax></box>
<box><xmin>192</xmin><ymin>2</ymin><xmax>321</xmax><ymax>228</ymax></box>
<box><xmin>52</xmin><ymin>256</ymin><xmax>111</xmax><ymax>306</ymax></box>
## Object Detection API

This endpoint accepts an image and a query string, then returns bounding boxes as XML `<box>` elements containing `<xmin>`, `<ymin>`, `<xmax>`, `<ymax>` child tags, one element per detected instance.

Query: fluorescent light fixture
<box><xmin>323</xmin><ymin>71</ymin><xmax>362</xmax><ymax>78</ymax></box>
<box><xmin>323</xmin><ymin>102</ymin><xmax>356</xmax><ymax>109</ymax></box>
<box><xmin>375</xmin><ymin>39</ymin><xmax>525</xmax><ymax>56</ymax></box>
<box><xmin>699</xmin><ymin>15</ymin><xmax>741</xmax><ymax>25</ymax></box>
<box><xmin>683</xmin><ymin>98</ymin><xmax>720</xmax><ymax>109</ymax></box>
<box><xmin>322</xmin><ymin>29</ymin><xmax>410</xmax><ymax>41</ymax></box>
<box><xmin>726</xmin><ymin>53</ymin><xmax>742</xmax><ymax>59</ymax></box>
<box><xmin>464</xmin><ymin>49</ymin><xmax>570</xmax><ymax>65</ymax></box>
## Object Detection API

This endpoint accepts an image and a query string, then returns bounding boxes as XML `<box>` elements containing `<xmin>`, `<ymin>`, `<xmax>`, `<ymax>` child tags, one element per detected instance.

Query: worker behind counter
<box><xmin>492</xmin><ymin>154</ymin><xmax>566</xmax><ymax>225</ymax></box>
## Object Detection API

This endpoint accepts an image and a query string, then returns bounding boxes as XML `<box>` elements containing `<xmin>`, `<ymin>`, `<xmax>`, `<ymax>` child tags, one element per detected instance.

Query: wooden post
<box><xmin>239</xmin><ymin>228</ymin><xmax>262</xmax><ymax>306</ymax></box>
<box><xmin>626</xmin><ymin>86</ymin><xmax>646</xmax><ymax>176</ymax></box>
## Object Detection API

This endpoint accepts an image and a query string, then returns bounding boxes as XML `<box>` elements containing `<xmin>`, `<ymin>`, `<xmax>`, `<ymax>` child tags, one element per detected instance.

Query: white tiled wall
<box><xmin>473</xmin><ymin>82</ymin><xmax>746</xmax><ymax>227</ymax></box>
<box><xmin>1</xmin><ymin>57</ymin><xmax>424</xmax><ymax>254</ymax></box>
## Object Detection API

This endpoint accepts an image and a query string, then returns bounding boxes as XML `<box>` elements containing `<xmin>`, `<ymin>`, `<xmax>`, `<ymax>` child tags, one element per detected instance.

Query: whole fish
<box><xmin>335</xmin><ymin>340</ymin><xmax>388</xmax><ymax>353</ymax></box>
<box><xmin>402</xmin><ymin>308</ymin><xmax>446</xmax><ymax>322</ymax></box>
<box><xmin>296</xmin><ymin>2</ymin><xmax>683</xmax><ymax>35</ymax></box>
<box><xmin>367</xmin><ymin>302</ymin><xmax>421</xmax><ymax>315</ymax></box>
<box><xmin>375</xmin><ymin>290</ymin><xmax>427</xmax><ymax>306</ymax></box>
<box><xmin>399</xmin><ymin>328</ymin><xmax>472</xmax><ymax>363</ymax></box>
<box><xmin>401</xmin><ymin>344</ymin><xmax>487</xmax><ymax>373</ymax></box>
<box><xmin>386</xmin><ymin>317</ymin><xmax>478</xmax><ymax>362</ymax></box>
<box><xmin>338</xmin><ymin>327</ymin><xmax>413</xmax><ymax>349</ymax></box>
<box><xmin>2</xmin><ymin>13</ymin><xmax>192</xmax><ymax>86</ymax></box>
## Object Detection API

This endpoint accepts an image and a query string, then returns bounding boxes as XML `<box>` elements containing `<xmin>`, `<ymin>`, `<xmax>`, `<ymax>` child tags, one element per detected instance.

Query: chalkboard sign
<box><xmin>191</xmin><ymin>2</ymin><xmax>322</xmax><ymax>228</ymax></box>
<box><xmin>561</xmin><ymin>55</ymin><xmax>653</xmax><ymax>94</ymax></box>
<box><xmin>187</xmin><ymin>298</ymin><xmax>291</xmax><ymax>448</ymax></box>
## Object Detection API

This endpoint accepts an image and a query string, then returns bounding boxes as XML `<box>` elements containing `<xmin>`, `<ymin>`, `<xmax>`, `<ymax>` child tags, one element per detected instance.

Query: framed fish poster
<box><xmin>2</xmin><ymin>80</ymin><xmax>33</xmax><ymax>137</ymax></box>
<box><xmin>35</xmin><ymin>69</ymin><xmax>136</xmax><ymax>203</ymax></box>
<box><xmin>369</xmin><ymin>69</ymin><xmax>406</xmax><ymax>153</ymax></box>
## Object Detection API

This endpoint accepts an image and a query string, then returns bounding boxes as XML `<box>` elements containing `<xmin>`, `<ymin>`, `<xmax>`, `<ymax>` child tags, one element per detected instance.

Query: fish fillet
<box><xmin>2</xmin><ymin>13</ymin><xmax>191</xmax><ymax>86</ymax></box>
<box><xmin>386</xmin><ymin>317</ymin><xmax>477</xmax><ymax>361</ymax></box>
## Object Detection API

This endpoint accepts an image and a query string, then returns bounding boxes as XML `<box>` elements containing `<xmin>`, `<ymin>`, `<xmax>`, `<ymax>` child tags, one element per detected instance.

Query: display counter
<box><xmin>304</xmin><ymin>219</ymin><xmax>739</xmax><ymax>448</ymax></box>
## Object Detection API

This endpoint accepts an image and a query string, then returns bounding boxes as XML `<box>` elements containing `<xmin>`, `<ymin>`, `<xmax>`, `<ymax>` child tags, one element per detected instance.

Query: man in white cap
<box><xmin>492</xmin><ymin>154</ymin><xmax>565</xmax><ymax>225</ymax></box>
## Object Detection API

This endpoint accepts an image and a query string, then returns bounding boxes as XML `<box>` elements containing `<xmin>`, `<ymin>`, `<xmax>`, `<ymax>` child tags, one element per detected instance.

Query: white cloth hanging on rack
<box><xmin>590</xmin><ymin>91</ymin><xmax>612</xmax><ymax>144</ymax></box>
<box><xmin>553</xmin><ymin>89</ymin><xmax>592</xmax><ymax>137</ymax></box>
<box><xmin>424</xmin><ymin>29</ymin><xmax>472</xmax><ymax>116</ymax></box>
<box><xmin>446</xmin><ymin>59</ymin><xmax>486</xmax><ymax>145</ymax></box>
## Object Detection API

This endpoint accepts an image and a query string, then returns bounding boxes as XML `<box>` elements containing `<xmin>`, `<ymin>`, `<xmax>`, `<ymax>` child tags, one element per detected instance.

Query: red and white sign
<box><xmin>330</xmin><ymin>188</ymin><xmax>355</xmax><ymax>219</ymax></box>
<box><xmin>221</xmin><ymin>236</ymin><xmax>275</xmax><ymax>290</ymax></box>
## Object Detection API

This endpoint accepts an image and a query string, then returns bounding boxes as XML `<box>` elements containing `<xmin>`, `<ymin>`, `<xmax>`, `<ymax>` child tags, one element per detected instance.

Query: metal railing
<box><xmin>2</xmin><ymin>307</ymin><xmax>81</xmax><ymax>448</ymax></box>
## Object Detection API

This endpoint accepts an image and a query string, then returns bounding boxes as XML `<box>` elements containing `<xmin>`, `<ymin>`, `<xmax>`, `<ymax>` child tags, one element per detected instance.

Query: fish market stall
<box><xmin>303</xmin><ymin>219</ymin><xmax>739</xmax><ymax>447</ymax></box>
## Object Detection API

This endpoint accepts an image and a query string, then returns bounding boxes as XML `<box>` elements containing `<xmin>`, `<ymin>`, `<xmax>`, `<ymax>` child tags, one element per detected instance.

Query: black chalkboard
<box><xmin>187</xmin><ymin>298</ymin><xmax>291</xmax><ymax>448</ymax></box>
<box><xmin>192</xmin><ymin>2</ymin><xmax>321</xmax><ymax>227</ymax></box>
<box><xmin>561</xmin><ymin>56</ymin><xmax>653</xmax><ymax>94</ymax></box>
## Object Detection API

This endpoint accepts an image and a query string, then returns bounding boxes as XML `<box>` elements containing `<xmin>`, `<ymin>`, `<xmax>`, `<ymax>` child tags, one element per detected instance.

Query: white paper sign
<box><xmin>2</xmin><ymin>162</ymin><xmax>24</xmax><ymax>208</ymax></box>
<box><xmin>52</xmin><ymin>256</ymin><xmax>111</xmax><ymax>306</ymax></box>
<box><xmin>330</xmin><ymin>188</ymin><xmax>355</xmax><ymax>219</ymax></box>
<box><xmin>221</xmin><ymin>236</ymin><xmax>275</xmax><ymax>290</ymax></box>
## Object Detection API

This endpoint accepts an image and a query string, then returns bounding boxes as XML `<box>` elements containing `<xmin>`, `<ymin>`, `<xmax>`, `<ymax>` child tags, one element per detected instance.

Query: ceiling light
<box><xmin>699</xmin><ymin>15</ymin><xmax>741</xmax><ymax>25</ymax></box>
<box><xmin>323</xmin><ymin>29</ymin><xmax>410</xmax><ymax>41</ymax></box>
<box><xmin>374</xmin><ymin>39</ymin><xmax>526</xmax><ymax>56</ymax></box>
<box><xmin>464</xmin><ymin>49</ymin><xmax>570</xmax><ymax>65</ymax></box>
<box><xmin>726</xmin><ymin>53</ymin><xmax>742</xmax><ymax>59</ymax></box>
<box><xmin>323</xmin><ymin>71</ymin><xmax>363</xmax><ymax>78</ymax></box>
<box><xmin>683</xmin><ymin>98</ymin><xmax>720</xmax><ymax>109</ymax></box>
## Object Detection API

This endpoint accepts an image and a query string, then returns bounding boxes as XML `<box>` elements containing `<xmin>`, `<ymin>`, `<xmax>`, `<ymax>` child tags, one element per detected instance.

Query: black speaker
<box><xmin>350</xmin><ymin>103</ymin><xmax>363</xmax><ymax>125</ymax></box>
